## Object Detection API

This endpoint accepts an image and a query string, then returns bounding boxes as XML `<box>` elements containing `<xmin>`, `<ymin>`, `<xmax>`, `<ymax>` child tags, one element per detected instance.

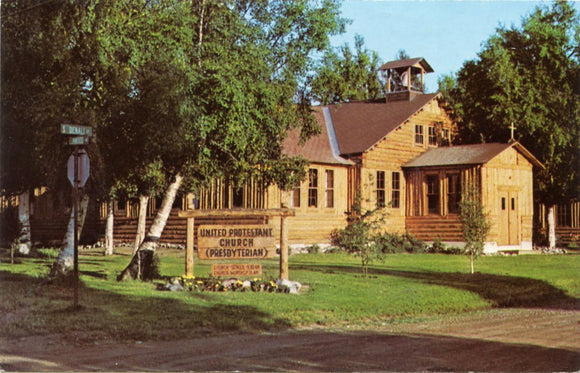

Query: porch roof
<box><xmin>402</xmin><ymin>142</ymin><xmax>544</xmax><ymax>169</ymax></box>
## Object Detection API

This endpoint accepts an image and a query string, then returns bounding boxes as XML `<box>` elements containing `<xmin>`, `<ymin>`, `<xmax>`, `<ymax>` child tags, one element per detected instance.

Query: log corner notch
<box><xmin>178</xmin><ymin>208</ymin><xmax>296</xmax><ymax>280</ymax></box>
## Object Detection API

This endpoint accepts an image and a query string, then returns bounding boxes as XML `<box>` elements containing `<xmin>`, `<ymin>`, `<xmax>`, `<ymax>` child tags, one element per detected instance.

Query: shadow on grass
<box><xmin>0</xmin><ymin>271</ymin><xmax>291</xmax><ymax>343</ymax></box>
<box><xmin>292</xmin><ymin>263</ymin><xmax>580</xmax><ymax>310</ymax></box>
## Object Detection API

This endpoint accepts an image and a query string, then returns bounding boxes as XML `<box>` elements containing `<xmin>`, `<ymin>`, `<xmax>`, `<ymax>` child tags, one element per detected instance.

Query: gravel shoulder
<box><xmin>1</xmin><ymin>308</ymin><xmax>579</xmax><ymax>372</ymax></box>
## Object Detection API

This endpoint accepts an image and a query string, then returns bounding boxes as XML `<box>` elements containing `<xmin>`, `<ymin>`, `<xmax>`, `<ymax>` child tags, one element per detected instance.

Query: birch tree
<box><xmin>118</xmin><ymin>0</ymin><xmax>346</xmax><ymax>280</ymax></box>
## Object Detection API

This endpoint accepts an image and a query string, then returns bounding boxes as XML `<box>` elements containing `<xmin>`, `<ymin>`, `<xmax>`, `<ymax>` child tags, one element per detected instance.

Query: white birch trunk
<box><xmin>134</xmin><ymin>195</ymin><xmax>150</xmax><ymax>253</ymax></box>
<box><xmin>119</xmin><ymin>175</ymin><xmax>183</xmax><ymax>280</ymax></box>
<box><xmin>17</xmin><ymin>190</ymin><xmax>32</xmax><ymax>255</ymax></box>
<box><xmin>547</xmin><ymin>205</ymin><xmax>556</xmax><ymax>249</ymax></box>
<box><xmin>49</xmin><ymin>194</ymin><xmax>90</xmax><ymax>277</ymax></box>
<box><xmin>104</xmin><ymin>199</ymin><xmax>115</xmax><ymax>255</ymax></box>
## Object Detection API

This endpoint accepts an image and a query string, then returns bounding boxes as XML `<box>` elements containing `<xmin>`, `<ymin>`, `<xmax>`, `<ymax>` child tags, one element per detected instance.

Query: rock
<box><xmin>276</xmin><ymin>279</ymin><xmax>302</xmax><ymax>294</ymax></box>
<box><xmin>164</xmin><ymin>280</ymin><xmax>184</xmax><ymax>292</ymax></box>
<box><xmin>221</xmin><ymin>278</ymin><xmax>238</xmax><ymax>289</ymax></box>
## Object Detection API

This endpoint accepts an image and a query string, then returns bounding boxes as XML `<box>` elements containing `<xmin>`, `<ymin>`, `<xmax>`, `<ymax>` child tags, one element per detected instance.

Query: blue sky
<box><xmin>331</xmin><ymin>0</ymin><xmax>580</xmax><ymax>92</ymax></box>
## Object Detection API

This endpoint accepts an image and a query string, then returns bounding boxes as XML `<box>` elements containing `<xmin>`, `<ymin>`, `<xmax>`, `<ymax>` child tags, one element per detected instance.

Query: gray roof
<box><xmin>403</xmin><ymin>142</ymin><xmax>541</xmax><ymax>168</ymax></box>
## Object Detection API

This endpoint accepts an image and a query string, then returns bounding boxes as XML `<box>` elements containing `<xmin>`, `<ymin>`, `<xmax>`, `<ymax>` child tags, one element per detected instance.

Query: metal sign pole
<box><xmin>61</xmin><ymin>123</ymin><xmax>92</xmax><ymax>310</ymax></box>
<box><xmin>73</xmin><ymin>146</ymin><xmax>80</xmax><ymax>309</ymax></box>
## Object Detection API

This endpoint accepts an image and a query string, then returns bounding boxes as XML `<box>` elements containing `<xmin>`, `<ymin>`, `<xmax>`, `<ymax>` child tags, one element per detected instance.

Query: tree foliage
<box><xmin>441</xmin><ymin>1</ymin><xmax>580</xmax><ymax>207</ymax></box>
<box><xmin>459</xmin><ymin>183</ymin><xmax>491</xmax><ymax>274</ymax></box>
<box><xmin>311</xmin><ymin>34</ymin><xmax>383</xmax><ymax>104</ymax></box>
<box><xmin>331</xmin><ymin>194</ymin><xmax>385</xmax><ymax>277</ymax></box>
<box><xmin>2</xmin><ymin>0</ymin><xmax>347</xmax><ymax>277</ymax></box>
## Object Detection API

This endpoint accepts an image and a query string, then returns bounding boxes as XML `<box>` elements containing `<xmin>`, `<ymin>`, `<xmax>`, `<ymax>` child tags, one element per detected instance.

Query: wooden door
<box><xmin>499</xmin><ymin>191</ymin><xmax>520</xmax><ymax>245</ymax></box>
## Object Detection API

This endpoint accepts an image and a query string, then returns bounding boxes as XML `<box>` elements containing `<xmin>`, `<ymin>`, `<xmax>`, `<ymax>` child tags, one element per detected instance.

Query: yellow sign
<box><xmin>197</xmin><ymin>225</ymin><xmax>276</xmax><ymax>260</ymax></box>
<box><xmin>211</xmin><ymin>263</ymin><xmax>262</xmax><ymax>277</ymax></box>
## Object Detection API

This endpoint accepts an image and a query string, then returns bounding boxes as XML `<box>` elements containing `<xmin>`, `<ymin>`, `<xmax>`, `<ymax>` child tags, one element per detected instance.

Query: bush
<box><xmin>426</xmin><ymin>238</ymin><xmax>462</xmax><ymax>255</ymax></box>
<box><xmin>375</xmin><ymin>232</ymin><xmax>426</xmax><ymax>254</ymax></box>
<box><xmin>306</xmin><ymin>244</ymin><xmax>320</xmax><ymax>254</ymax></box>
<box><xmin>330</xmin><ymin>194</ymin><xmax>385</xmax><ymax>277</ymax></box>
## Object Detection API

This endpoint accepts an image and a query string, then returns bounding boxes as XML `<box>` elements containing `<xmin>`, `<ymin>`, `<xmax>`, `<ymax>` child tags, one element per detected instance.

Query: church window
<box><xmin>391</xmin><ymin>172</ymin><xmax>400</xmax><ymax>208</ymax></box>
<box><xmin>291</xmin><ymin>181</ymin><xmax>301</xmax><ymax>208</ymax></box>
<box><xmin>325</xmin><ymin>170</ymin><xmax>334</xmax><ymax>208</ymax></box>
<box><xmin>308</xmin><ymin>169</ymin><xmax>318</xmax><ymax>207</ymax></box>
<box><xmin>426</xmin><ymin>175</ymin><xmax>439</xmax><ymax>214</ymax></box>
<box><xmin>376</xmin><ymin>171</ymin><xmax>386</xmax><ymax>208</ymax></box>
<box><xmin>415</xmin><ymin>125</ymin><xmax>424</xmax><ymax>145</ymax></box>
<box><xmin>447</xmin><ymin>174</ymin><xmax>461</xmax><ymax>214</ymax></box>
<box><xmin>428</xmin><ymin>126</ymin><xmax>437</xmax><ymax>146</ymax></box>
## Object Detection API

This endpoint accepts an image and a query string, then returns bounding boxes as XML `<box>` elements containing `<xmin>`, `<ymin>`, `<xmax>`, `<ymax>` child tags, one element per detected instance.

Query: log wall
<box><xmin>359</xmin><ymin>99</ymin><xmax>455</xmax><ymax>234</ymax></box>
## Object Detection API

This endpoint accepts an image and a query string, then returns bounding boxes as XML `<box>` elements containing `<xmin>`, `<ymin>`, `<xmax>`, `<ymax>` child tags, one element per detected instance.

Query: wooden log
<box><xmin>178</xmin><ymin>208</ymin><xmax>295</xmax><ymax>218</ymax></box>
<box><xmin>186</xmin><ymin>217</ymin><xmax>194</xmax><ymax>277</ymax></box>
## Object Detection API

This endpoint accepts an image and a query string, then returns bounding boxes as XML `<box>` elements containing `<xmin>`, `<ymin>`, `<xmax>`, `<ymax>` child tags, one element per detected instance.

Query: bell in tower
<box><xmin>379</xmin><ymin>57</ymin><xmax>433</xmax><ymax>101</ymax></box>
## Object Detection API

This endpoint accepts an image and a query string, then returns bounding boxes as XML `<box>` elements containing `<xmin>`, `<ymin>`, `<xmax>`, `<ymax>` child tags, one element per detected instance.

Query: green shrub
<box><xmin>427</xmin><ymin>238</ymin><xmax>462</xmax><ymax>255</ymax></box>
<box><xmin>306</xmin><ymin>244</ymin><xmax>320</xmax><ymax>254</ymax></box>
<box><xmin>375</xmin><ymin>232</ymin><xmax>426</xmax><ymax>254</ymax></box>
<box><xmin>330</xmin><ymin>194</ymin><xmax>385</xmax><ymax>277</ymax></box>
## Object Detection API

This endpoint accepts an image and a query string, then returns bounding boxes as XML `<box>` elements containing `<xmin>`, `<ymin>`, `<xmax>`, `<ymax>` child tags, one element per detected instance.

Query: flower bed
<box><xmin>160</xmin><ymin>275</ymin><xmax>301</xmax><ymax>293</ymax></box>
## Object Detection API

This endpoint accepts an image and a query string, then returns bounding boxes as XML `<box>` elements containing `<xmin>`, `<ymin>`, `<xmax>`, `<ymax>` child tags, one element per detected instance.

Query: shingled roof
<box><xmin>378</xmin><ymin>57</ymin><xmax>434</xmax><ymax>73</ymax></box>
<box><xmin>402</xmin><ymin>142</ymin><xmax>544</xmax><ymax>169</ymax></box>
<box><xmin>327</xmin><ymin>93</ymin><xmax>440</xmax><ymax>155</ymax></box>
<box><xmin>282</xmin><ymin>107</ymin><xmax>353</xmax><ymax>166</ymax></box>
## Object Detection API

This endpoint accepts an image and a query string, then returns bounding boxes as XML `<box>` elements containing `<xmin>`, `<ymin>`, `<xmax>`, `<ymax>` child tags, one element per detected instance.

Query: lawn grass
<box><xmin>0</xmin><ymin>247</ymin><xmax>578</xmax><ymax>343</ymax></box>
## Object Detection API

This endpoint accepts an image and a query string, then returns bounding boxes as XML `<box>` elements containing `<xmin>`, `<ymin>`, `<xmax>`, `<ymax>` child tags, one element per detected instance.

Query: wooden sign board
<box><xmin>211</xmin><ymin>263</ymin><xmax>262</xmax><ymax>277</ymax></box>
<box><xmin>197</xmin><ymin>225</ymin><xmax>276</xmax><ymax>260</ymax></box>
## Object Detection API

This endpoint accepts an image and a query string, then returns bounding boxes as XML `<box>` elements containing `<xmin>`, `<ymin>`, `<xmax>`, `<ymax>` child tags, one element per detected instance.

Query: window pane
<box><xmin>426</xmin><ymin>175</ymin><xmax>439</xmax><ymax>214</ymax></box>
<box><xmin>308</xmin><ymin>169</ymin><xmax>318</xmax><ymax>207</ymax></box>
<box><xmin>376</xmin><ymin>171</ymin><xmax>386</xmax><ymax>208</ymax></box>
<box><xmin>391</xmin><ymin>172</ymin><xmax>400</xmax><ymax>208</ymax></box>
<box><xmin>326</xmin><ymin>190</ymin><xmax>334</xmax><ymax>208</ymax></box>
<box><xmin>447</xmin><ymin>174</ymin><xmax>461</xmax><ymax>214</ymax></box>
<box><xmin>428</xmin><ymin>126</ymin><xmax>437</xmax><ymax>146</ymax></box>
<box><xmin>291</xmin><ymin>186</ymin><xmax>300</xmax><ymax>208</ymax></box>
<box><xmin>415</xmin><ymin>125</ymin><xmax>424</xmax><ymax>144</ymax></box>
<box><xmin>376</xmin><ymin>171</ymin><xmax>385</xmax><ymax>189</ymax></box>
<box><xmin>309</xmin><ymin>169</ymin><xmax>318</xmax><ymax>188</ymax></box>
<box><xmin>325</xmin><ymin>170</ymin><xmax>334</xmax><ymax>208</ymax></box>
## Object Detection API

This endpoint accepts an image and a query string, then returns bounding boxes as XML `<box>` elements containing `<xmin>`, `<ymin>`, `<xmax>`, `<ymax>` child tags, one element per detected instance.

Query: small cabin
<box><xmin>403</xmin><ymin>142</ymin><xmax>544</xmax><ymax>253</ymax></box>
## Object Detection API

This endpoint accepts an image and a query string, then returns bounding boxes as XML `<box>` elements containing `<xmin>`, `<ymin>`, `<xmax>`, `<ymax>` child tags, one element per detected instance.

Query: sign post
<box><xmin>178</xmin><ymin>209</ymin><xmax>295</xmax><ymax>279</ymax></box>
<box><xmin>62</xmin><ymin>124</ymin><xmax>92</xmax><ymax>309</ymax></box>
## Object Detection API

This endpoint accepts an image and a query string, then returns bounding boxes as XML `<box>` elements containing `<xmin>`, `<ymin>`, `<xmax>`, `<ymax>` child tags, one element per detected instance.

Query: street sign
<box><xmin>67</xmin><ymin>150</ymin><xmax>90</xmax><ymax>187</ymax></box>
<box><xmin>61</xmin><ymin>124</ymin><xmax>93</xmax><ymax>137</ymax></box>
<box><xmin>68</xmin><ymin>136</ymin><xmax>89</xmax><ymax>146</ymax></box>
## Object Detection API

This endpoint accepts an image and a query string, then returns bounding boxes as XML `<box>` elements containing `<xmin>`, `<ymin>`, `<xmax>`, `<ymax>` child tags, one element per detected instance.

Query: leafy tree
<box><xmin>441</xmin><ymin>1</ymin><xmax>580</xmax><ymax>248</ymax></box>
<box><xmin>1</xmin><ymin>1</ymin><xmax>73</xmax><ymax>254</ymax></box>
<box><xmin>311</xmin><ymin>34</ymin><xmax>383</xmax><ymax>104</ymax></box>
<box><xmin>2</xmin><ymin>0</ymin><xmax>346</xmax><ymax>280</ymax></box>
<box><xmin>331</xmin><ymin>194</ymin><xmax>385</xmax><ymax>277</ymax></box>
<box><xmin>459</xmin><ymin>183</ymin><xmax>491</xmax><ymax>274</ymax></box>
<box><xmin>117</xmin><ymin>0</ymin><xmax>347</xmax><ymax>280</ymax></box>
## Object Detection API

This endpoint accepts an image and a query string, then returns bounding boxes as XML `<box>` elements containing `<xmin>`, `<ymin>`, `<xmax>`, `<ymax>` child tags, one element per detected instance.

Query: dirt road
<box><xmin>1</xmin><ymin>308</ymin><xmax>579</xmax><ymax>372</ymax></box>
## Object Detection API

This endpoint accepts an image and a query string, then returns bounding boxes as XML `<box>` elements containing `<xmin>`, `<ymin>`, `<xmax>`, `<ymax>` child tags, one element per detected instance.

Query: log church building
<box><xmin>7</xmin><ymin>58</ymin><xmax>579</xmax><ymax>252</ymax></box>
